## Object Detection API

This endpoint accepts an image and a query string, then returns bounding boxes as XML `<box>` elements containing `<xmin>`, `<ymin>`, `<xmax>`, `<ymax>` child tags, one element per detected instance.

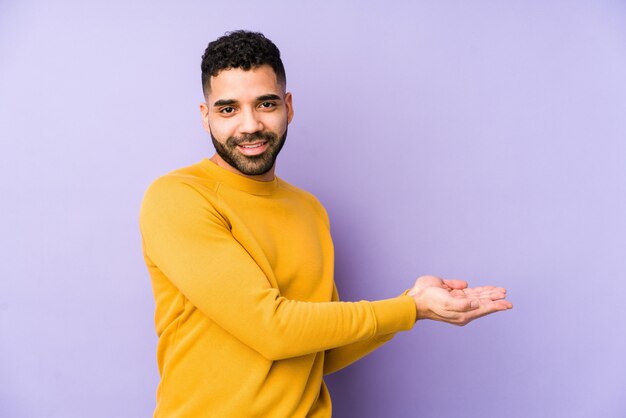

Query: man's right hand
<box><xmin>408</xmin><ymin>275</ymin><xmax>513</xmax><ymax>326</ymax></box>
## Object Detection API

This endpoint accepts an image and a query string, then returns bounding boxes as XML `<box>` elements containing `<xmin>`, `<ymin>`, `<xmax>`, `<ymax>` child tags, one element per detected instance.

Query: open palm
<box><xmin>408</xmin><ymin>275</ymin><xmax>512</xmax><ymax>326</ymax></box>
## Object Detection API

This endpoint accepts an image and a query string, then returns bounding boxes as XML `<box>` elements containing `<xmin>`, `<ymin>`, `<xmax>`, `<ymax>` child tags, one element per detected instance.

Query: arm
<box><xmin>324</xmin><ymin>277</ymin><xmax>514</xmax><ymax>375</ymax></box>
<box><xmin>139</xmin><ymin>178</ymin><xmax>417</xmax><ymax>361</ymax></box>
<box><xmin>323</xmin><ymin>285</ymin><xmax>412</xmax><ymax>376</ymax></box>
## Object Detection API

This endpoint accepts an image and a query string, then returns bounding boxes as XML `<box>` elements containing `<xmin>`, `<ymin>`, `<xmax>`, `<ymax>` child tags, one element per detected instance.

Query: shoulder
<box><xmin>140</xmin><ymin>162</ymin><xmax>224</xmax><ymax>226</ymax></box>
<box><xmin>277</xmin><ymin>178</ymin><xmax>331</xmax><ymax>227</ymax></box>
<box><xmin>142</xmin><ymin>161</ymin><xmax>223</xmax><ymax>203</ymax></box>
<box><xmin>277</xmin><ymin>178</ymin><xmax>325</xmax><ymax>208</ymax></box>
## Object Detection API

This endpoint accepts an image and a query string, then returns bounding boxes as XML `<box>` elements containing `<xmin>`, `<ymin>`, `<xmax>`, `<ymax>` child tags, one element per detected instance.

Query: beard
<box><xmin>210</xmin><ymin>126</ymin><xmax>288</xmax><ymax>176</ymax></box>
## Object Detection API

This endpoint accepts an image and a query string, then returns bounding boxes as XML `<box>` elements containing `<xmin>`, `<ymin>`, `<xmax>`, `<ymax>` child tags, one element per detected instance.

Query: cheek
<box><xmin>207</xmin><ymin>118</ymin><xmax>234</xmax><ymax>138</ymax></box>
<box><xmin>266</xmin><ymin>114</ymin><xmax>288</xmax><ymax>132</ymax></box>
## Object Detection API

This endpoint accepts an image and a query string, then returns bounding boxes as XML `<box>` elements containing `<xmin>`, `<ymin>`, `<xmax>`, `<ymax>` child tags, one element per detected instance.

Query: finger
<box><xmin>442</xmin><ymin>279</ymin><xmax>468</xmax><ymax>290</ymax></box>
<box><xmin>478</xmin><ymin>297</ymin><xmax>513</xmax><ymax>310</ymax></box>
<box><xmin>495</xmin><ymin>299</ymin><xmax>513</xmax><ymax>310</ymax></box>
<box><xmin>463</xmin><ymin>286</ymin><xmax>504</xmax><ymax>295</ymax></box>
<box><xmin>462</xmin><ymin>299</ymin><xmax>513</xmax><ymax>322</ymax></box>
<box><xmin>487</xmin><ymin>290</ymin><xmax>508</xmax><ymax>302</ymax></box>
<box><xmin>449</xmin><ymin>289</ymin><xmax>506</xmax><ymax>303</ymax></box>
<box><xmin>463</xmin><ymin>287</ymin><xmax>507</xmax><ymax>300</ymax></box>
<box><xmin>415</xmin><ymin>276</ymin><xmax>445</xmax><ymax>289</ymax></box>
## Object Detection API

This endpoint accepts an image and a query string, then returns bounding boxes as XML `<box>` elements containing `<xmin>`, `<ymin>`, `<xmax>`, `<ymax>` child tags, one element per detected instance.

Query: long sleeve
<box><xmin>140</xmin><ymin>176</ymin><xmax>416</xmax><ymax>361</ymax></box>
<box><xmin>323</xmin><ymin>285</ymin><xmax>415</xmax><ymax>375</ymax></box>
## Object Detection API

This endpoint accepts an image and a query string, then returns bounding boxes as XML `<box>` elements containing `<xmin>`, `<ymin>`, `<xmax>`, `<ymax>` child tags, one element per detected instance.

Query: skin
<box><xmin>199</xmin><ymin>65</ymin><xmax>293</xmax><ymax>182</ymax></box>
<box><xmin>199</xmin><ymin>65</ymin><xmax>513</xmax><ymax>325</ymax></box>
<box><xmin>409</xmin><ymin>276</ymin><xmax>512</xmax><ymax>325</ymax></box>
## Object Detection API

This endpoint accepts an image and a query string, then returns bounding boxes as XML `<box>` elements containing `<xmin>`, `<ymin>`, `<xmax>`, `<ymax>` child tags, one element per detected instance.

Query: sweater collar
<box><xmin>199</xmin><ymin>158</ymin><xmax>279</xmax><ymax>196</ymax></box>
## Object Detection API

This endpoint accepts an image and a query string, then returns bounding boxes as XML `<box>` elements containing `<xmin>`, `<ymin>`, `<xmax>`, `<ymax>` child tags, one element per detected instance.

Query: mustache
<box><xmin>226</xmin><ymin>131</ymin><xmax>277</xmax><ymax>147</ymax></box>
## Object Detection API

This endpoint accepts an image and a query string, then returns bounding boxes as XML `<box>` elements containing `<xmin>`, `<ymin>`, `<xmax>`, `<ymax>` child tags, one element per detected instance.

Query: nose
<box><xmin>239</xmin><ymin>107</ymin><xmax>263</xmax><ymax>134</ymax></box>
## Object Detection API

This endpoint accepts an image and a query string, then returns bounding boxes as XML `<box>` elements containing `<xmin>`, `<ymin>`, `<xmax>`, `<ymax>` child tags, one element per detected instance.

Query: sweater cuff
<box><xmin>370</xmin><ymin>294</ymin><xmax>417</xmax><ymax>336</ymax></box>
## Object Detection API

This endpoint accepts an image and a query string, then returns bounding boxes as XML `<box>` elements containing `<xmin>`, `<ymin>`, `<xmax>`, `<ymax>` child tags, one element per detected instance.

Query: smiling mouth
<box><xmin>239</xmin><ymin>141</ymin><xmax>267</xmax><ymax>149</ymax></box>
<box><xmin>236</xmin><ymin>141</ymin><xmax>269</xmax><ymax>156</ymax></box>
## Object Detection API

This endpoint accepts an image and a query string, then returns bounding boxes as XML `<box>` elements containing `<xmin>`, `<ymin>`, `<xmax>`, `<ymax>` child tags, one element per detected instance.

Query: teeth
<box><xmin>241</xmin><ymin>143</ymin><xmax>263</xmax><ymax>148</ymax></box>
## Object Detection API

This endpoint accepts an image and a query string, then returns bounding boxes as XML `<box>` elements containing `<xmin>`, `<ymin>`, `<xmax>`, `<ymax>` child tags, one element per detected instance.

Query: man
<box><xmin>139</xmin><ymin>30</ymin><xmax>512</xmax><ymax>417</ymax></box>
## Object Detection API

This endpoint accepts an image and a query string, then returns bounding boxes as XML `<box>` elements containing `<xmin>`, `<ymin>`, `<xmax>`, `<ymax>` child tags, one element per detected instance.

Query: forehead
<box><xmin>208</xmin><ymin>65</ymin><xmax>282</xmax><ymax>101</ymax></box>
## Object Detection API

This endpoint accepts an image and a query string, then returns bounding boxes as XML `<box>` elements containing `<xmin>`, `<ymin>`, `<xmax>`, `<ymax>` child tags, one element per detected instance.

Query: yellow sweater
<box><xmin>139</xmin><ymin>159</ymin><xmax>417</xmax><ymax>417</ymax></box>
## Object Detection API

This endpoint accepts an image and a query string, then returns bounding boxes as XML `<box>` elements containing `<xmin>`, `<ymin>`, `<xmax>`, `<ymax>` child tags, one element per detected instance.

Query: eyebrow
<box><xmin>257</xmin><ymin>94</ymin><xmax>281</xmax><ymax>102</ymax></box>
<box><xmin>212</xmin><ymin>94</ymin><xmax>282</xmax><ymax>107</ymax></box>
<box><xmin>213</xmin><ymin>99</ymin><xmax>237</xmax><ymax>107</ymax></box>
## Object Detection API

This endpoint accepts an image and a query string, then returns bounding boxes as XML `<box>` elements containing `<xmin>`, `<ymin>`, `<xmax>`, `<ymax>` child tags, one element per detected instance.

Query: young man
<box><xmin>139</xmin><ymin>30</ymin><xmax>512</xmax><ymax>417</ymax></box>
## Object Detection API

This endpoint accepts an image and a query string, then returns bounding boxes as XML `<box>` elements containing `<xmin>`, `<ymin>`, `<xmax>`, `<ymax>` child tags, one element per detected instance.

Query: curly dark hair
<box><xmin>201</xmin><ymin>30</ymin><xmax>286</xmax><ymax>96</ymax></box>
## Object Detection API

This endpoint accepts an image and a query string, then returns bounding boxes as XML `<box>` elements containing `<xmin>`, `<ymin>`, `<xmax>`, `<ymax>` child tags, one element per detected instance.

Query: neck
<box><xmin>209</xmin><ymin>154</ymin><xmax>276</xmax><ymax>182</ymax></box>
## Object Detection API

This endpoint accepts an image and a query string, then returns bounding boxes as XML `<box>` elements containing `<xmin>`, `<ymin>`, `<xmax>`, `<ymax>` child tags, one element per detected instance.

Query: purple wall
<box><xmin>2</xmin><ymin>1</ymin><xmax>625</xmax><ymax>417</ymax></box>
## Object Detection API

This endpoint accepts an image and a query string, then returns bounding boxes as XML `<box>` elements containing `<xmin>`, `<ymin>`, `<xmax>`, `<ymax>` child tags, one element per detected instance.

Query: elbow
<box><xmin>255</xmin><ymin>337</ymin><xmax>298</xmax><ymax>361</ymax></box>
<box><xmin>247</xmin><ymin>297</ymin><xmax>320</xmax><ymax>360</ymax></box>
<box><xmin>252</xmin><ymin>322</ymin><xmax>310</xmax><ymax>360</ymax></box>
<box><xmin>250</xmin><ymin>299</ymin><xmax>308</xmax><ymax>360</ymax></box>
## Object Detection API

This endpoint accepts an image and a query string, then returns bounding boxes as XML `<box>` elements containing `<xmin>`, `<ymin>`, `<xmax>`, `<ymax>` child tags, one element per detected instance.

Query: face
<box><xmin>200</xmin><ymin>65</ymin><xmax>294</xmax><ymax>180</ymax></box>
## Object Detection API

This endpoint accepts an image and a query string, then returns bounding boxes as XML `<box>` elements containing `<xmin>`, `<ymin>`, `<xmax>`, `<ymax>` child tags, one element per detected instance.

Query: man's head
<box><xmin>201</xmin><ymin>30</ymin><xmax>286</xmax><ymax>97</ymax></box>
<box><xmin>199</xmin><ymin>31</ymin><xmax>293</xmax><ymax>181</ymax></box>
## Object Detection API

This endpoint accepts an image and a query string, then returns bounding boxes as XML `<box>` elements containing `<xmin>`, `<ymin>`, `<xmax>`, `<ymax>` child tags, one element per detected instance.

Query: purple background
<box><xmin>2</xmin><ymin>1</ymin><xmax>625</xmax><ymax>417</ymax></box>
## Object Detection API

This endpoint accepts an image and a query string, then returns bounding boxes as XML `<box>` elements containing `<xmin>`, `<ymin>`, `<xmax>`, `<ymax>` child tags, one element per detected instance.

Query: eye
<box><xmin>259</xmin><ymin>101</ymin><xmax>275</xmax><ymax>109</ymax></box>
<box><xmin>219</xmin><ymin>106</ymin><xmax>236</xmax><ymax>114</ymax></box>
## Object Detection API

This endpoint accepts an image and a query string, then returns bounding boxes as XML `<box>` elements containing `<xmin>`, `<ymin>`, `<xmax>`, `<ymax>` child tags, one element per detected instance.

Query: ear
<box><xmin>284</xmin><ymin>92</ymin><xmax>294</xmax><ymax>124</ymax></box>
<box><xmin>199</xmin><ymin>102</ymin><xmax>211</xmax><ymax>133</ymax></box>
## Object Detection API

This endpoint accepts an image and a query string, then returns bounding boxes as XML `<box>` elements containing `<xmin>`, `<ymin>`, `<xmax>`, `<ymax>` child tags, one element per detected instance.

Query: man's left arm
<box><xmin>323</xmin><ymin>277</ymin><xmax>512</xmax><ymax>375</ymax></box>
<box><xmin>322</xmin><ymin>285</ymin><xmax>411</xmax><ymax>375</ymax></box>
